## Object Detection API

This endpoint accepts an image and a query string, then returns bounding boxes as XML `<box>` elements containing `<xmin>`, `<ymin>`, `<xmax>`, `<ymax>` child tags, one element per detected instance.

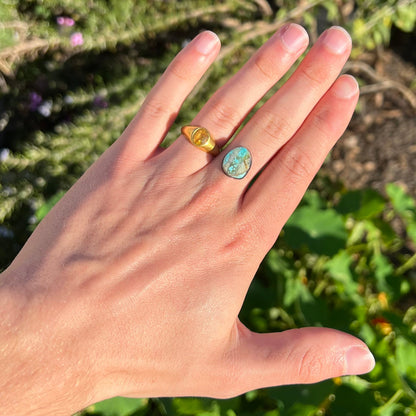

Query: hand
<box><xmin>0</xmin><ymin>24</ymin><xmax>374</xmax><ymax>415</ymax></box>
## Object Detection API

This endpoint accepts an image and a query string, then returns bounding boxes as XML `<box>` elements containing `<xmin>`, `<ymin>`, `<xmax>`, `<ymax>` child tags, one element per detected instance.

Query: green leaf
<box><xmin>284</xmin><ymin>275</ymin><xmax>313</xmax><ymax>307</ymax></box>
<box><xmin>300</xmin><ymin>296</ymin><xmax>331</xmax><ymax>326</ymax></box>
<box><xmin>407</xmin><ymin>222</ymin><xmax>416</xmax><ymax>245</ymax></box>
<box><xmin>89</xmin><ymin>397</ymin><xmax>146</xmax><ymax>416</ymax></box>
<box><xmin>371</xmin><ymin>253</ymin><xmax>395</xmax><ymax>296</ymax></box>
<box><xmin>329</xmin><ymin>385</ymin><xmax>376</xmax><ymax>415</ymax></box>
<box><xmin>269</xmin><ymin>380</ymin><xmax>335</xmax><ymax>411</ymax></box>
<box><xmin>286</xmin><ymin>403</ymin><xmax>317</xmax><ymax>416</ymax></box>
<box><xmin>301</xmin><ymin>189</ymin><xmax>326</xmax><ymax>209</ymax></box>
<box><xmin>386</xmin><ymin>183</ymin><xmax>416</xmax><ymax>219</ymax></box>
<box><xmin>358</xmin><ymin>323</ymin><xmax>377</xmax><ymax>348</ymax></box>
<box><xmin>340</xmin><ymin>375</ymin><xmax>372</xmax><ymax>394</ymax></box>
<box><xmin>323</xmin><ymin>0</ymin><xmax>339</xmax><ymax>21</ymax></box>
<box><xmin>243</xmin><ymin>277</ymin><xmax>276</xmax><ymax>313</ymax></box>
<box><xmin>348</xmin><ymin>221</ymin><xmax>367</xmax><ymax>246</ymax></box>
<box><xmin>386</xmin><ymin>183</ymin><xmax>416</xmax><ymax>244</ymax></box>
<box><xmin>264</xmin><ymin>248</ymin><xmax>291</xmax><ymax>275</ymax></box>
<box><xmin>395</xmin><ymin>336</ymin><xmax>416</xmax><ymax>381</ymax></box>
<box><xmin>372</xmin><ymin>218</ymin><xmax>397</xmax><ymax>247</ymax></box>
<box><xmin>395</xmin><ymin>3</ymin><xmax>416</xmax><ymax>32</ymax></box>
<box><xmin>35</xmin><ymin>190</ymin><xmax>66</xmax><ymax>222</ymax></box>
<box><xmin>336</xmin><ymin>189</ymin><xmax>385</xmax><ymax>220</ymax></box>
<box><xmin>263</xmin><ymin>411</ymin><xmax>279</xmax><ymax>416</ymax></box>
<box><xmin>172</xmin><ymin>398</ymin><xmax>219</xmax><ymax>416</ymax></box>
<box><xmin>353</xmin><ymin>17</ymin><xmax>367</xmax><ymax>38</ymax></box>
<box><xmin>324</xmin><ymin>251</ymin><xmax>360</xmax><ymax>301</ymax></box>
<box><xmin>283</xmin><ymin>206</ymin><xmax>347</xmax><ymax>256</ymax></box>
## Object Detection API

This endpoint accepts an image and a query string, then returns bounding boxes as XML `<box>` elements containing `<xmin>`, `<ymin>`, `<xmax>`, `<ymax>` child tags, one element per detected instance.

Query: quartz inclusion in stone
<box><xmin>222</xmin><ymin>146</ymin><xmax>252</xmax><ymax>179</ymax></box>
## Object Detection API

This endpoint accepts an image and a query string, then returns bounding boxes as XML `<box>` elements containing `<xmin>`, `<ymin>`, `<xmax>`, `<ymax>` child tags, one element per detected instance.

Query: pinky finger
<box><xmin>242</xmin><ymin>74</ymin><xmax>359</xmax><ymax>247</ymax></box>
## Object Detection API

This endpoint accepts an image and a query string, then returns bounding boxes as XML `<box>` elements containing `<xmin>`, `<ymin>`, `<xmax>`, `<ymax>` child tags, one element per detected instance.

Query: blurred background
<box><xmin>1</xmin><ymin>1</ymin><xmax>416</xmax><ymax>415</ymax></box>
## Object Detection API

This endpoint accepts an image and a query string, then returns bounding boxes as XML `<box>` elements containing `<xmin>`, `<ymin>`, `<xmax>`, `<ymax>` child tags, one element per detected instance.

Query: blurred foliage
<box><xmin>1</xmin><ymin>0</ymin><xmax>416</xmax><ymax>415</ymax></box>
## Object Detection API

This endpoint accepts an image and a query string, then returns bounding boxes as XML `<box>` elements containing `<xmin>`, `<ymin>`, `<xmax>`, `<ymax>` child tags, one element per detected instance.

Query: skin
<box><xmin>0</xmin><ymin>25</ymin><xmax>375</xmax><ymax>415</ymax></box>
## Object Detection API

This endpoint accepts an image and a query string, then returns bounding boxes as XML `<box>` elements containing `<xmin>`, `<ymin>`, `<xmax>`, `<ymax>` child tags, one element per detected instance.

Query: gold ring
<box><xmin>181</xmin><ymin>125</ymin><xmax>220</xmax><ymax>156</ymax></box>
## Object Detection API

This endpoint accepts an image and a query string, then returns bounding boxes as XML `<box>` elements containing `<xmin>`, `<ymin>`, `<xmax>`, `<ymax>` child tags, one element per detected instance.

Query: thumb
<box><xmin>225</xmin><ymin>325</ymin><xmax>375</xmax><ymax>396</ymax></box>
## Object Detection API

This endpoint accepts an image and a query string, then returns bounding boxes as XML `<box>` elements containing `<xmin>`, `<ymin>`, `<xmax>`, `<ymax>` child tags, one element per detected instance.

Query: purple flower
<box><xmin>29</xmin><ymin>92</ymin><xmax>42</xmax><ymax>111</ymax></box>
<box><xmin>64</xmin><ymin>17</ymin><xmax>75</xmax><ymax>26</ymax></box>
<box><xmin>57</xmin><ymin>16</ymin><xmax>75</xmax><ymax>26</ymax></box>
<box><xmin>70</xmin><ymin>32</ymin><xmax>84</xmax><ymax>46</ymax></box>
<box><xmin>93</xmin><ymin>95</ymin><xmax>108</xmax><ymax>109</ymax></box>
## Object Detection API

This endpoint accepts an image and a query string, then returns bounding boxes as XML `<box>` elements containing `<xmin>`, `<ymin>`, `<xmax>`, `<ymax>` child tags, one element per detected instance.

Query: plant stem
<box><xmin>377</xmin><ymin>389</ymin><xmax>404</xmax><ymax>414</ymax></box>
<box><xmin>395</xmin><ymin>253</ymin><xmax>416</xmax><ymax>276</ymax></box>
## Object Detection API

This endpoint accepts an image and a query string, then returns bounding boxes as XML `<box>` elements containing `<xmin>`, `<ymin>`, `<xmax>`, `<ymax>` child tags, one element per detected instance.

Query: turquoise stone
<box><xmin>222</xmin><ymin>146</ymin><xmax>252</xmax><ymax>179</ymax></box>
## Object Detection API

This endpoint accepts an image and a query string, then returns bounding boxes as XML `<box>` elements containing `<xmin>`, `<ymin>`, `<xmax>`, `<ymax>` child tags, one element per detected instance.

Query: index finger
<box><xmin>114</xmin><ymin>31</ymin><xmax>220</xmax><ymax>169</ymax></box>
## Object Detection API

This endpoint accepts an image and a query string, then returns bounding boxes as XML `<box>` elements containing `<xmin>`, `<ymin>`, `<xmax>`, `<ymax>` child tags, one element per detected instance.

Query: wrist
<box><xmin>0</xmin><ymin>269</ymin><xmax>97</xmax><ymax>415</ymax></box>
<box><xmin>0</xmin><ymin>271</ymin><xmax>36</xmax><ymax>414</ymax></box>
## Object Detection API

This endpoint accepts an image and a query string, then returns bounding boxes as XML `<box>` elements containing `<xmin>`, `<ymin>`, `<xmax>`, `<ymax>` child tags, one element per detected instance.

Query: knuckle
<box><xmin>207</xmin><ymin>100</ymin><xmax>241</xmax><ymax>132</ymax></box>
<box><xmin>190</xmin><ymin>176</ymin><xmax>228</xmax><ymax>212</ymax></box>
<box><xmin>252</xmin><ymin>51</ymin><xmax>278</xmax><ymax>82</ymax></box>
<box><xmin>298</xmin><ymin>60</ymin><xmax>330</xmax><ymax>89</ymax></box>
<box><xmin>296</xmin><ymin>346</ymin><xmax>343</xmax><ymax>383</ymax></box>
<box><xmin>168</xmin><ymin>56</ymin><xmax>193</xmax><ymax>81</ymax></box>
<box><xmin>141</xmin><ymin>98</ymin><xmax>171</xmax><ymax>121</ymax></box>
<box><xmin>297</xmin><ymin>347</ymin><xmax>326</xmax><ymax>382</ymax></box>
<box><xmin>280</xmin><ymin>144</ymin><xmax>315</xmax><ymax>186</ymax></box>
<box><xmin>312</xmin><ymin>107</ymin><xmax>340</xmax><ymax>140</ymax></box>
<box><xmin>219</xmin><ymin>215</ymin><xmax>263</xmax><ymax>259</ymax></box>
<box><xmin>258</xmin><ymin>110</ymin><xmax>293</xmax><ymax>147</ymax></box>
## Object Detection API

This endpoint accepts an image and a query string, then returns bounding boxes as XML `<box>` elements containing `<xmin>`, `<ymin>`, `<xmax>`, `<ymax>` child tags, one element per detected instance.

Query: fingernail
<box><xmin>345</xmin><ymin>346</ymin><xmax>375</xmax><ymax>375</ymax></box>
<box><xmin>333</xmin><ymin>75</ymin><xmax>359</xmax><ymax>99</ymax></box>
<box><xmin>194</xmin><ymin>31</ymin><xmax>220</xmax><ymax>55</ymax></box>
<box><xmin>321</xmin><ymin>26</ymin><xmax>351</xmax><ymax>54</ymax></box>
<box><xmin>281</xmin><ymin>23</ymin><xmax>309</xmax><ymax>53</ymax></box>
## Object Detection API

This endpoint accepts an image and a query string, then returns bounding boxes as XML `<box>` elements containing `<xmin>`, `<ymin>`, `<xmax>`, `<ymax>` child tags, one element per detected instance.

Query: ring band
<box><xmin>181</xmin><ymin>126</ymin><xmax>220</xmax><ymax>156</ymax></box>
